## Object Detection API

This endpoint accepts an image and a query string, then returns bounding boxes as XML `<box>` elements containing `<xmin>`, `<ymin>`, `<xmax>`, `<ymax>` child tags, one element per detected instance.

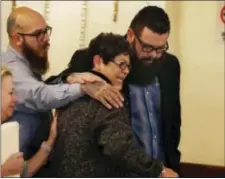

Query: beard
<box><xmin>126</xmin><ymin>42</ymin><xmax>165</xmax><ymax>86</ymax></box>
<box><xmin>22</xmin><ymin>40</ymin><xmax>49</xmax><ymax>79</ymax></box>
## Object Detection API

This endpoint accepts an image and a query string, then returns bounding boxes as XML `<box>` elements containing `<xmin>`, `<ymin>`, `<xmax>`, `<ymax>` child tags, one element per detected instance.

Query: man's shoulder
<box><xmin>1</xmin><ymin>51</ymin><xmax>23</xmax><ymax>73</ymax></box>
<box><xmin>164</xmin><ymin>52</ymin><xmax>180</xmax><ymax>63</ymax></box>
<box><xmin>1</xmin><ymin>51</ymin><xmax>29</xmax><ymax>73</ymax></box>
<box><xmin>1</xmin><ymin>50</ymin><xmax>16</xmax><ymax>64</ymax></box>
<box><xmin>163</xmin><ymin>52</ymin><xmax>180</xmax><ymax>69</ymax></box>
<box><xmin>1</xmin><ymin>48</ymin><xmax>27</xmax><ymax>66</ymax></box>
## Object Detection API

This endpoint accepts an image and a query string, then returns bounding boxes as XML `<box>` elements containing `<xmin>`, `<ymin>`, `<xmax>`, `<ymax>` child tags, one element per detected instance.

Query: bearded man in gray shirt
<box><xmin>1</xmin><ymin>7</ymin><xmax>124</xmax><ymax>174</ymax></box>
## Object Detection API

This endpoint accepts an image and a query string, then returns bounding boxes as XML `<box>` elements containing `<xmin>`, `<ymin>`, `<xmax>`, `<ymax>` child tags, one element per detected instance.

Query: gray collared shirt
<box><xmin>1</xmin><ymin>46</ymin><xmax>83</xmax><ymax>159</ymax></box>
<box><xmin>1</xmin><ymin>46</ymin><xmax>83</xmax><ymax>112</ymax></box>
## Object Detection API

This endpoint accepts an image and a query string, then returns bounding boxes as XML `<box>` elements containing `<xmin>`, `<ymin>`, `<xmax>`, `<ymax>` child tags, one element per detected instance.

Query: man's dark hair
<box><xmin>129</xmin><ymin>6</ymin><xmax>170</xmax><ymax>36</ymax></box>
<box><xmin>88</xmin><ymin>32</ymin><xmax>132</xmax><ymax>65</ymax></box>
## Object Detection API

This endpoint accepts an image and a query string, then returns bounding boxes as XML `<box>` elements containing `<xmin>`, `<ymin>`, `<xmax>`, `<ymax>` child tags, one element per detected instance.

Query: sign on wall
<box><xmin>220</xmin><ymin>5</ymin><xmax>225</xmax><ymax>41</ymax></box>
<box><xmin>216</xmin><ymin>2</ymin><xmax>225</xmax><ymax>43</ymax></box>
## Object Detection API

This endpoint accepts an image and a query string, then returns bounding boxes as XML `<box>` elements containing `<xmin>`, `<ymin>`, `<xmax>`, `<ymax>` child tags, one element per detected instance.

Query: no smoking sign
<box><xmin>220</xmin><ymin>5</ymin><xmax>225</xmax><ymax>24</ymax></box>
<box><xmin>220</xmin><ymin>5</ymin><xmax>225</xmax><ymax>41</ymax></box>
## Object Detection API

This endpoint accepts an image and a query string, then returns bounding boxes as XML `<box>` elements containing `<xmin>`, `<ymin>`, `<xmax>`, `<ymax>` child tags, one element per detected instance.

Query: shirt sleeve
<box><xmin>5</xmin><ymin>60</ymin><xmax>84</xmax><ymax>111</ymax></box>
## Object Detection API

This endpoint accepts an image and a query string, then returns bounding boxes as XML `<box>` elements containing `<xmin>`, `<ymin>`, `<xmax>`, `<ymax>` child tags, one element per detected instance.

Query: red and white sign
<box><xmin>220</xmin><ymin>5</ymin><xmax>225</xmax><ymax>24</ymax></box>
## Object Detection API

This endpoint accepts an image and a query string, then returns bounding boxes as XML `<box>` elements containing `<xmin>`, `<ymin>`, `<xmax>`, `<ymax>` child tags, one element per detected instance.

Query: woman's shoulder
<box><xmin>58</xmin><ymin>96</ymin><xmax>95</xmax><ymax>113</ymax></box>
<box><xmin>56</xmin><ymin>96</ymin><xmax>102</xmax><ymax>138</ymax></box>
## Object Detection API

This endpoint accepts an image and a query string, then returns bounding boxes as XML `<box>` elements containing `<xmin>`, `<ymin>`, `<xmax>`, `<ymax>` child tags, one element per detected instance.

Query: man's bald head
<box><xmin>6</xmin><ymin>7</ymin><xmax>50</xmax><ymax>76</ymax></box>
<box><xmin>7</xmin><ymin>7</ymin><xmax>45</xmax><ymax>36</ymax></box>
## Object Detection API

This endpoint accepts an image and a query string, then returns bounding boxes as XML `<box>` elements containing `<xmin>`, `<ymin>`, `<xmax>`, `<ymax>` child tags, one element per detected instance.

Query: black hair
<box><xmin>88</xmin><ymin>32</ymin><xmax>132</xmax><ymax>65</ymax></box>
<box><xmin>129</xmin><ymin>6</ymin><xmax>170</xmax><ymax>36</ymax></box>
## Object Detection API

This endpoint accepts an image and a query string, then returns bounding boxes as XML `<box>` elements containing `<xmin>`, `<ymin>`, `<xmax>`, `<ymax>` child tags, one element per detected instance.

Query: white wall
<box><xmin>166</xmin><ymin>1</ymin><xmax>224</xmax><ymax>166</ymax></box>
<box><xmin>46</xmin><ymin>1</ymin><xmax>83</xmax><ymax>76</ymax></box>
<box><xmin>16</xmin><ymin>1</ymin><xmax>45</xmax><ymax>15</ymax></box>
<box><xmin>1</xmin><ymin>1</ymin><xmax>12</xmax><ymax>52</ymax></box>
<box><xmin>84</xmin><ymin>1</ymin><xmax>165</xmax><ymax>46</ymax></box>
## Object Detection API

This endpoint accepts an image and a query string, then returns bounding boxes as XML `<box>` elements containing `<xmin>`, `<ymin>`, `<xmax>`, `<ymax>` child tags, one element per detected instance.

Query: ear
<box><xmin>93</xmin><ymin>55</ymin><xmax>102</xmax><ymax>69</ymax></box>
<box><xmin>127</xmin><ymin>28</ymin><xmax>135</xmax><ymax>44</ymax></box>
<box><xmin>12</xmin><ymin>33</ymin><xmax>23</xmax><ymax>47</ymax></box>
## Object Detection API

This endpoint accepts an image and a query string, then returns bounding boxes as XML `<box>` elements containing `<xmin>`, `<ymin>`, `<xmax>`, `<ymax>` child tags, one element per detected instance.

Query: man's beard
<box><xmin>22</xmin><ymin>40</ymin><xmax>49</xmax><ymax>79</ymax></box>
<box><xmin>126</xmin><ymin>42</ymin><xmax>165</xmax><ymax>86</ymax></box>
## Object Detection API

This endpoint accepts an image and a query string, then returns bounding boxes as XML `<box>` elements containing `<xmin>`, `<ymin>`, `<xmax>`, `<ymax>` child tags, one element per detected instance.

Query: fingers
<box><xmin>168</xmin><ymin>169</ymin><xmax>178</xmax><ymax>177</ymax></box>
<box><xmin>66</xmin><ymin>75</ymin><xmax>74</xmax><ymax>84</ymax></box>
<box><xmin>162</xmin><ymin>168</ymin><xmax>178</xmax><ymax>178</ymax></box>
<box><xmin>67</xmin><ymin>73</ymin><xmax>85</xmax><ymax>84</ymax></box>
<box><xmin>98</xmin><ymin>88</ymin><xmax>124</xmax><ymax>109</ymax></box>
<box><xmin>82</xmin><ymin>81</ymin><xmax>124</xmax><ymax>109</ymax></box>
<box><xmin>69</xmin><ymin>76</ymin><xmax>85</xmax><ymax>84</ymax></box>
<box><xmin>104</xmin><ymin>90</ymin><xmax>123</xmax><ymax>108</ymax></box>
<box><xmin>101</xmin><ymin>94</ymin><xmax>117</xmax><ymax>109</ymax></box>
<box><xmin>99</xmin><ymin>97</ymin><xmax>112</xmax><ymax>109</ymax></box>
<box><xmin>110</xmin><ymin>87</ymin><xmax>124</xmax><ymax>104</ymax></box>
<box><xmin>94</xmin><ymin>84</ymin><xmax>124</xmax><ymax>109</ymax></box>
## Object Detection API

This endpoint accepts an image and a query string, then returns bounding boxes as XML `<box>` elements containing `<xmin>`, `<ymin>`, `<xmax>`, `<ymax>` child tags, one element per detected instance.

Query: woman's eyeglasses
<box><xmin>111</xmin><ymin>61</ymin><xmax>132</xmax><ymax>71</ymax></box>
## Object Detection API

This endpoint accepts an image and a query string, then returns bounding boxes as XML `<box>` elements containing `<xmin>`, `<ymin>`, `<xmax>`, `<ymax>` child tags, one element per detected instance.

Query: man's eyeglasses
<box><xmin>134</xmin><ymin>32</ymin><xmax>169</xmax><ymax>54</ymax></box>
<box><xmin>111</xmin><ymin>61</ymin><xmax>132</xmax><ymax>71</ymax></box>
<box><xmin>18</xmin><ymin>26</ymin><xmax>52</xmax><ymax>42</ymax></box>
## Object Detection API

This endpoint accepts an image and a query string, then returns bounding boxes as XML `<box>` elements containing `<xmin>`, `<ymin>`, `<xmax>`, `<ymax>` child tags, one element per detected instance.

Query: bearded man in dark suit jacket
<box><xmin>46</xmin><ymin>6</ymin><xmax>181</xmax><ymax>177</ymax></box>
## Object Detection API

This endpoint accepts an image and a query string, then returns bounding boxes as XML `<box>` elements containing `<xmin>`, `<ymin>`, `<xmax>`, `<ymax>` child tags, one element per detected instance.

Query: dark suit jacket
<box><xmin>45</xmin><ymin>48</ymin><xmax>181</xmax><ymax>174</ymax></box>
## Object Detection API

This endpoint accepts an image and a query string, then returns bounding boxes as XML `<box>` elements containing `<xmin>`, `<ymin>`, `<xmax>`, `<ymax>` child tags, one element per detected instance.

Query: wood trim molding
<box><xmin>79</xmin><ymin>1</ymin><xmax>88</xmax><ymax>48</ymax></box>
<box><xmin>44</xmin><ymin>0</ymin><xmax>50</xmax><ymax>23</ymax></box>
<box><xmin>113</xmin><ymin>0</ymin><xmax>119</xmax><ymax>22</ymax></box>
<box><xmin>12</xmin><ymin>0</ymin><xmax>17</xmax><ymax>11</ymax></box>
<box><xmin>180</xmin><ymin>162</ymin><xmax>225</xmax><ymax>177</ymax></box>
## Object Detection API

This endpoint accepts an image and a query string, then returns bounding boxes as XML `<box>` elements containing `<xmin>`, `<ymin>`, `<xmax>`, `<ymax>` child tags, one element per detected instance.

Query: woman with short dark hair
<box><xmin>46</xmin><ymin>33</ymin><xmax>164</xmax><ymax>177</ymax></box>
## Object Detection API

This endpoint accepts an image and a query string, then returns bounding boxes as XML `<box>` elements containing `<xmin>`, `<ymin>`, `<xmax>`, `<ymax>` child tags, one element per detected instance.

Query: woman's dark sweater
<box><xmin>45</xmin><ymin>95</ymin><xmax>163</xmax><ymax>177</ymax></box>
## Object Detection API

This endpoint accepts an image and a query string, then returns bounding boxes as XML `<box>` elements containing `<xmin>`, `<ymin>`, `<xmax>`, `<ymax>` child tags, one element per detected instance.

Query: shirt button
<box><xmin>154</xmin><ymin>135</ymin><xmax>157</xmax><ymax>139</ymax></box>
<box><xmin>146</xmin><ymin>91</ymin><xmax>149</xmax><ymax>95</ymax></box>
